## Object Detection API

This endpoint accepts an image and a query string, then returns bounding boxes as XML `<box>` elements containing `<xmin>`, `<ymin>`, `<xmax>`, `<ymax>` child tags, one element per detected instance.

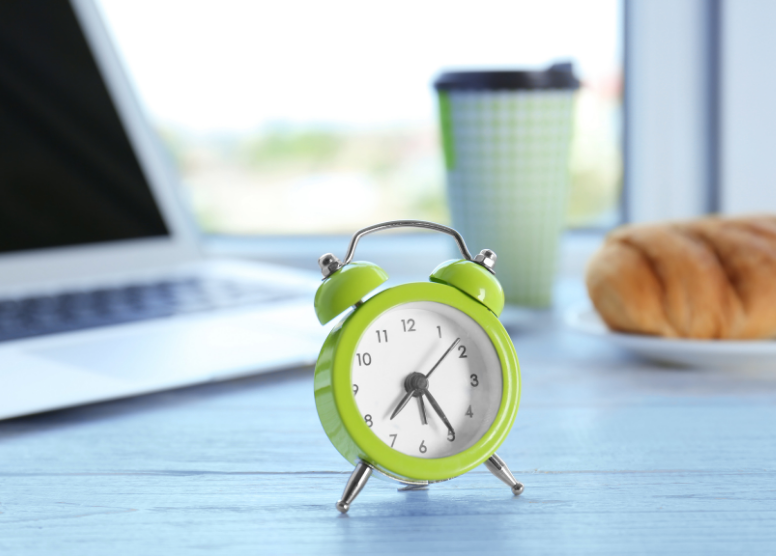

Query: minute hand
<box><xmin>422</xmin><ymin>389</ymin><xmax>455</xmax><ymax>435</ymax></box>
<box><xmin>425</xmin><ymin>338</ymin><xmax>460</xmax><ymax>379</ymax></box>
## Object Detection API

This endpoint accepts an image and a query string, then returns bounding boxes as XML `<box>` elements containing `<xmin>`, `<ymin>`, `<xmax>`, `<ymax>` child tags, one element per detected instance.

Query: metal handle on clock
<box><xmin>343</xmin><ymin>220</ymin><xmax>474</xmax><ymax>265</ymax></box>
<box><xmin>318</xmin><ymin>220</ymin><xmax>497</xmax><ymax>278</ymax></box>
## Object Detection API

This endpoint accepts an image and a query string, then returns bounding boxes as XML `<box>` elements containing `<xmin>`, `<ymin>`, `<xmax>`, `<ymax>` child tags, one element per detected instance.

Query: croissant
<box><xmin>585</xmin><ymin>215</ymin><xmax>776</xmax><ymax>339</ymax></box>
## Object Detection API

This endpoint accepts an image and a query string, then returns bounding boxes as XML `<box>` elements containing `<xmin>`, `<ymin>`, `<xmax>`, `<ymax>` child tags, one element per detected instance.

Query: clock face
<box><xmin>351</xmin><ymin>301</ymin><xmax>502</xmax><ymax>459</ymax></box>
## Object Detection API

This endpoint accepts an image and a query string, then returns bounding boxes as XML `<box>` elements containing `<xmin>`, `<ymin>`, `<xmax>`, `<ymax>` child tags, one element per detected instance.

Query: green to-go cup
<box><xmin>434</xmin><ymin>63</ymin><xmax>580</xmax><ymax>307</ymax></box>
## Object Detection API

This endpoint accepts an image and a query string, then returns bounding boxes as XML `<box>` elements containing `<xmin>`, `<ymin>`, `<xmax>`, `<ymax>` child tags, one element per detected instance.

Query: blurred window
<box><xmin>97</xmin><ymin>0</ymin><xmax>622</xmax><ymax>235</ymax></box>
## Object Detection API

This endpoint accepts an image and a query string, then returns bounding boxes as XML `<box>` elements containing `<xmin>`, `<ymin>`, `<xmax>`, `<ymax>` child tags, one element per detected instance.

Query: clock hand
<box><xmin>424</xmin><ymin>338</ymin><xmax>460</xmax><ymax>379</ymax></box>
<box><xmin>392</xmin><ymin>337</ymin><xmax>459</xmax><ymax>423</ymax></box>
<box><xmin>389</xmin><ymin>389</ymin><xmax>417</xmax><ymax>421</ymax></box>
<box><xmin>422</xmin><ymin>388</ymin><xmax>455</xmax><ymax>436</ymax></box>
<box><xmin>418</xmin><ymin>395</ymin><xmax>428</xmax><ymax>425</ymax></box>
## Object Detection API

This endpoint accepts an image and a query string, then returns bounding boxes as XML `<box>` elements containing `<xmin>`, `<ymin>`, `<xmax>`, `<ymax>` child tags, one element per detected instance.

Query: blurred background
<box><xmin>96</xmin><ymin>0</ymin><xmax>623</xmax><ymax>237</ymax></box>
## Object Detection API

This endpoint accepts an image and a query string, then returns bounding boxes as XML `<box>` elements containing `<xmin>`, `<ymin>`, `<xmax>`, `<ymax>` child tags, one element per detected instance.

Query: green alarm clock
<box><xmin>313</xmin><ymin>220</ymin><xmax>523</xmax><ymax>513</ymax></box>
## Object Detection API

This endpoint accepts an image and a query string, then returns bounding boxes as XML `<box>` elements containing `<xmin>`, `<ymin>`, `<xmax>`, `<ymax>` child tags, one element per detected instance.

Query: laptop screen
<box><xmin>0</xmin><ymin>0</ymin><xmax>170</xmax><ymax>255</ymax></box>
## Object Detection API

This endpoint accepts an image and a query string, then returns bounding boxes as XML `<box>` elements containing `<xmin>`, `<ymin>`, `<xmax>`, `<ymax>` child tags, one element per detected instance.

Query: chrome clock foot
<box><xmin>336</xmin><ymin>460</ymin><xmax>373</xmax><ymax>513</ymax></box>
<box><xmin>485</xmin><ymin>453</ymin><xmax>524</xmax><ymax>496</ymax></box>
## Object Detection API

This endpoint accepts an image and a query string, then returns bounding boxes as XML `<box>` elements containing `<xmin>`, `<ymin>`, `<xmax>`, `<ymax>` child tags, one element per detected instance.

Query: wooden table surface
<box><xmin>2</xmin><ymin>279</ymin><xmax>776</xmax><ymax>555</ymax></box>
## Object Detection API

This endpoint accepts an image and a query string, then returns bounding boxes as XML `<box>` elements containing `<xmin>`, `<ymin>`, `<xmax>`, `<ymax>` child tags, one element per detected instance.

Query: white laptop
<box><xmin>0</xmin><ymin>0</ymin><xmax>328</xmax><ymax>420</ymax></box>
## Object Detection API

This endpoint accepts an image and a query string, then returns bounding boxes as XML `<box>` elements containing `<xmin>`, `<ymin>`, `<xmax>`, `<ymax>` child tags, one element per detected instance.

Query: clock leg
<box><xmin>485</xmin><ymin>453</ymin><xmax>524</xmax><ymax>496</ymax></box>
<box><xmin>336</xmin><ymin>460</ymin><xmax>373</xmax><ymax>513</ymax></box>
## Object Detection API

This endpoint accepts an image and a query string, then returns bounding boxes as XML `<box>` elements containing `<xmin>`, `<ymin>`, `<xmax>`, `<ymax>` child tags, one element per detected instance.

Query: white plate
<box><xmin>565</xmin><ymin>303</ymin><xmax>776</xmax><ymax>369</ymax></box>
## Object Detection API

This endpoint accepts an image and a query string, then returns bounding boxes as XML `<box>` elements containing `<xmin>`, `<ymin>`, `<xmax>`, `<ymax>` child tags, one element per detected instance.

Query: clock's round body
<box><xmin>314</xmin><ymin>282</ymin><xmax>520</xmax><ymax>483</ymax></box>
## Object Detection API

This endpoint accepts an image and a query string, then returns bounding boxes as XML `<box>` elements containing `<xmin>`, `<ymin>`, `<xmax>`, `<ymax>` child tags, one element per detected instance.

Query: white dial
<box><xmin>352</xmin><ymin>301</ymin><xmax>502</xmax><ymax>458</ymax></box>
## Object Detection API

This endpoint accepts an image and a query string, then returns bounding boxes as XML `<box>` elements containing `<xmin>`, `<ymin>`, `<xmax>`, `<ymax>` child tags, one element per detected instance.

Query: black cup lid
<box><xmin>434</xmin><ymin>62</ymin><xmax>580</xmax><ymax>91</ymax></box>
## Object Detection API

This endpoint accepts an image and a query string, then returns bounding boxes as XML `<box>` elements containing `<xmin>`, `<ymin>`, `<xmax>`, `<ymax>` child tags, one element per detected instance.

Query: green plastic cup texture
<box><xmin>435</xmin><ymin>67</ymin><xmax>578</xmax><ymax>307</ymax></box>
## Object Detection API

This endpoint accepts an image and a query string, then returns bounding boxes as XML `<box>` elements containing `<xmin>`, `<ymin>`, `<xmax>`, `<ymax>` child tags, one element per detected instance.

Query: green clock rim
<box><xmin>331</xmin><ymin>282</ymin><xmax>520</xmax><ymax>481</ymax></box>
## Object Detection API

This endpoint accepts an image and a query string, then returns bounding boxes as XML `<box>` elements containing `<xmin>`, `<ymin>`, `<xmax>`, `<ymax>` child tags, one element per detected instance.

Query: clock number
<box><xmin>364</xmin><ymin>414</ymin><xmax>373</xmax><ymax>427</ymax></box>
<box><xmin>465</xmin><ymin>405</ymin><xmax>474</xmax><ymax>418</ymax></box>
<box><xmin>436</xmin><ymin>325</ymin><xmax>442</xmax><ymax>338</ymax></box>
<box><xmin>356</xmin><ymin>353</ymin><xmax>372</xmax><ymax>366</ymax></box>
<box><xmin>419</xmin><ymin>440</ymin><xmax>427</xmax><ymax>454</ymax></box>
<box><xmin>401</xmin><ymin>319</ymin><xmax>416</xmax><ymax>332</ymax></box>
<box><xmin>470</xmin><ymin>374</ymin><xmax>479</xmax><ymax>387</ymax></box>
<box><xmin>458</xmin><ymin>345</ymin><xmax>468</xmax><ymax>358</ymax></box>
<box><xmin>375</xmin><ymin>330</ymin><xmax>388</xmax><ymax>343</ymax></box>
<box><xmin>353</xmin><ymin>384</ymin><xmax>359</xmax><ymax>396</ymax></box>
<box><xmin>447</xmin><ymin>430</ymin><xmax>455</xmax><ymax>442</ymax></box>
<box><xmin>389</xmin><ymin>434</ymin><xmax>397</xmax><ymax>448</ymax></box>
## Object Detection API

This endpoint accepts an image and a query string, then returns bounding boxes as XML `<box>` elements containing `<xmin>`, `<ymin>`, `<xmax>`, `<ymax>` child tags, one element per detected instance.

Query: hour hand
<box><xmin>422</xmin><ymin>389</ymin><xmax>455</xmax><ymax>436</ymax></box>
<box><xmin>390</xmin><ymin>389</ymin><xmax>416</xmax><ymax>421</ymax></box>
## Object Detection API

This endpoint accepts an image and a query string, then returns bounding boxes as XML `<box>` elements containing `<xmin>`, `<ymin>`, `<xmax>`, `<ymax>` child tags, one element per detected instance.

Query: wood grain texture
<box><xmin>2</xmin><ymin>280</ymin><xmax>776</xmax><ymax>555</ymax></box>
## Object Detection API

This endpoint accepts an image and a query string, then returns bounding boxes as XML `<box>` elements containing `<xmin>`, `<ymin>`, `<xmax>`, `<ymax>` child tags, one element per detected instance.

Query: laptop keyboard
<box><xmin>0</xmin><ymin>278</ymin><xmax>301</xmax><ymax>343</ymax></box>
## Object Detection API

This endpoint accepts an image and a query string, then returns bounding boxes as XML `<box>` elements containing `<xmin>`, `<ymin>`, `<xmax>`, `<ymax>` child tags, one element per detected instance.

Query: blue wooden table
<box><xmin>2</xmin><ymin>279</ymin><xmax>776</xmax><ymax>555</ymax></box>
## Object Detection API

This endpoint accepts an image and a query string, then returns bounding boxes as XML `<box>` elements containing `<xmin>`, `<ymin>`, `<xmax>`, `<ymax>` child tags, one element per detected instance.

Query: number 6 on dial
<box><xmin>313</xmin><ymin>221</ymin><xmax>523</xmax><ymax>513</ymax></box>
